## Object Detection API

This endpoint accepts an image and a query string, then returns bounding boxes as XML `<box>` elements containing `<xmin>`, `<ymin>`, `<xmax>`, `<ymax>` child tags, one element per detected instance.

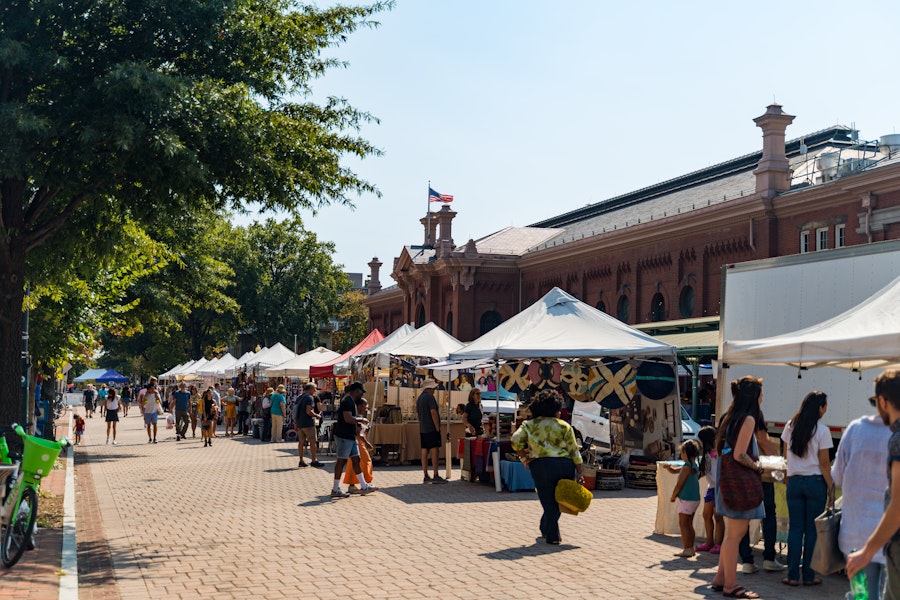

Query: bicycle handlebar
<box><xmin>10</xmin><ymin>422</ymin><xmax>69</xmax><ymax>449</ymax></box>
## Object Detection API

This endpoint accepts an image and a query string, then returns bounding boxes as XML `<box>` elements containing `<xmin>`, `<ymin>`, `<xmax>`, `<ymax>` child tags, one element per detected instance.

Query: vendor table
<box><xmin>458</xmin><ymin>438</ymin><xmax>512</xmax><ymax>483</ymax></box>
<box><xmin>499</xmin><ymin>460</ymin><xmax>535</xmax><ymax>492</ymax></box>
<box><xmin>368</xmin><ymin>422</ymin><xmax>466</xmax><ymax>463</ymax></box>
<box><xmin>654</xmin><ymin>462</ymin><xmax>761</xmax><ymax>543</ymax></box>
<box><xmin>654</xmin><ymin>461</ymin><xmax>706</xmax><ymax>536</ymax></box>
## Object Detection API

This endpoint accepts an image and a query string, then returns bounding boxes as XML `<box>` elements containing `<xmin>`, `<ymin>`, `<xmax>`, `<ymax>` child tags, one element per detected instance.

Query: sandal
<box><xmin>710</xmin><ymin>584</ymin><xmax>724</xmax><ymax>592</ymax></box>
<box><xmin>723</xmin><ymin>587</ymin><xmax>760</xmax><ymax>599</ymax></box>
<box><xmin>803</xmin><ymin>578</ymin><xmax>822</xmax><ymax>586</ymax></box>
<box><xmin>781</xmin><ymin>578</ymin><xmax>799</xmax><ymax>586</ymax></box>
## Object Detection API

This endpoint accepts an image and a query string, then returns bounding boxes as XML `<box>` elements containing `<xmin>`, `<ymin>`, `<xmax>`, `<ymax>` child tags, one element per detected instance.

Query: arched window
<box><xmin>596</xmin><ymin>300</ymin><xmax>606</xmax><ymax>314</ymax></box>
<box><xmin>616</xmin><ymin>295</ymin><xmax>630</xmax><ymax>322</ymax></box>
<box><xmin>479</xmin><ymin>310</ymin><xmax>503</xmax><ymax>335</ymax></box>
<box><xmin>679</xmin><ymin>286</ymin><xmax>695</xmax><ymax>319</ymax></box>
<box><xmin>445</xmin><ymin>312</ymin><xmax>453</xmax><ymax>336</ymax></box>
<box><xmin>650</xmin><ymin>293</ymin><xmax>665</xmax><ymax>322</ymax></box>
<box><xmin>416</xmin><ymin>305</ymin><xmax>426</xmax><ymax>328</ymax></box>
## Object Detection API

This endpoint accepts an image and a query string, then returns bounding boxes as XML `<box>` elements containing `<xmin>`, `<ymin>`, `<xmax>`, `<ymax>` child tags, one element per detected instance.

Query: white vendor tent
<box><xmin>74</xmin><ymin>368</ymin><xmax>107</xmax><ymax>383</ymax></box>
<box><xmin>263</xmin><ymin>347</ymin><xmax>341</xmax><ymax>378</ymax></box>
<box><xmin>159</xmin><ymin>361</ymin><xmax>192</xmax><ymax>381</ymax></box>
<box><xmin>177</xmin><ymin>357</ymin><xmax>208</xmax><ymax>381</ymax></box>
<box><xmin>449</xmin><ymin>287</ymin><xmax>677</xmax><ymax>361</ymax></box>
<box><xmin>722</xmin><ymin>274</ymin><xmax>900</xmax><ymax>371</ymax></box>
<box><xmin>226</xmin><ymin>350</ymin><xmax>259</xmax><ymax>377</ymax></box>
<box><xmin>446</xmin><ymin>287</ymin><xmax>677</xmax><ymax>491</ymax></box>
<box><xmin>354</xmin><ymin>324</ymin><xmax>416</xmax><ymax>359</ymax></box>
<box><xmin>246</xmin><ymin>342</ymin><xmax>297</xmax><ymax>370</ymax></box>
<box><xmin>212</xmin><ymin>353</ymin><xmax>238</xmax><ymax>377</ymax></box>
<box><xmin>195</xmin><ymin>353</ymin><xmax>236</xmax><ymax>378</ymax></box>
<box><xmin>195</xmin><ymin>356</ymin><xmax>221</xmax><ymax>377</ymax></box>
<box><xmin>356</xmin><ymin>323</ymin><xmax>463</xmax><ymax>368</ymax></box>
<box><xmin>382</xmin><ymin>322</ymin><xmax>464</xmax><ymax>361</ymax></box>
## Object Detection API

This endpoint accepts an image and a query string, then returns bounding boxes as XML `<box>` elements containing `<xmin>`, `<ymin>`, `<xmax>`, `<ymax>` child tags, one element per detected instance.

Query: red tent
<box><xmin>309</xmin><ymin>329</ymin><xmax>385</xmax><ymax>379</ymax></box>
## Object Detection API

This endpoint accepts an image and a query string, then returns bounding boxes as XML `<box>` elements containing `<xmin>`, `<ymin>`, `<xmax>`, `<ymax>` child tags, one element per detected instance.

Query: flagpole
<box><xmin>426</xmin><ymin>180</ymin><xmax>431</xmax><ymax>247</ymax></box>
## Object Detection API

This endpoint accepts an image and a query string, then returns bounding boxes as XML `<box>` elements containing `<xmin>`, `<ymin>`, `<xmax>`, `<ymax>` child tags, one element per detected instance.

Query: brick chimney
<box><xmin>367</xmin><ymin>257</ymin><xmax>382</xmax><ymax>295</ymax></box>
<box><xmin>420</xmin><ymin>214</ymin><xmax>438</xmax><ymax>247</ymax></box>
<box><xmin>434</xmin><ymin>205</ymin><xmax>457</xmax><ymax>258</ymax></box>
<box><xmin>753</xmin><ymin>104</ymin><xmax>795</xmax><ymax>198</ymax></box>
<box><xmin>436</xmin><ymin>204</ymin><xmax>456</xmax><ymax>246</ymax></box>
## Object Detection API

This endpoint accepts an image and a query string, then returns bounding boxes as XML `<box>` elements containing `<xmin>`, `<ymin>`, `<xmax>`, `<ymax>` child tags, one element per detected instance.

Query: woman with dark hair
<box><xmin>711</xmin><ymin>376</ymin><xmax>766</xmax><ymax>600</ymax></box>
<box><xmin>779</xmin><ymin>391</ymin><xmax>833</xmax><ymax>586</ymax></box>
<box><xmin>464</xmin><ymin>388</ymin><xmax>484</xmax><ymax>436</ymax></box>
<box><xmin>201</xmin><ymin>387</ymin><xmax>219</xmax><ymax>447</ymax></box>
<box><xmin>511</xmin><ymin>390</ymin><xmax>584</xmax><ymax>545</ymax></box>
<box><xmin>189</xmin><ymin>384</ymin><xmax>200</xmax><ymax>438</ymax></box>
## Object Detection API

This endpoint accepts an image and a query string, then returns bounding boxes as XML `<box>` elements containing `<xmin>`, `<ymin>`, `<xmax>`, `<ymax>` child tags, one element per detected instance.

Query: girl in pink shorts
<box><xmin>670</xmin><ymin>439</ymin><xmax>702</xmax><ymax>557</ymax></box>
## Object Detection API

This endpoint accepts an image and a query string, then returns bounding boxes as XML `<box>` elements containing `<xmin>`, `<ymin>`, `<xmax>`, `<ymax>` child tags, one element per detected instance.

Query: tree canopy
<box><xmin>0</xmin><ymin>0</ymin><xmax>388</xmax><ymax>426</ymax></box>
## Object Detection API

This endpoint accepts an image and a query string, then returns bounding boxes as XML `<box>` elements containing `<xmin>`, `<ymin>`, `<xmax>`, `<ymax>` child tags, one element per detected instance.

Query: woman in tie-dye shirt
<box><xmin>512</xmin><ymin>390</ymin><xmax>584</xmax><ymax>545</ymax></box>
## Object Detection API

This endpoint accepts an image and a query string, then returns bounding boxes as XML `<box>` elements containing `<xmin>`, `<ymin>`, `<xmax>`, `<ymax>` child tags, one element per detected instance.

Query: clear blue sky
<box><xmin>262</xmin><ymin>1</ymin><xmax>900</xmax><ymax>277</ymax></box>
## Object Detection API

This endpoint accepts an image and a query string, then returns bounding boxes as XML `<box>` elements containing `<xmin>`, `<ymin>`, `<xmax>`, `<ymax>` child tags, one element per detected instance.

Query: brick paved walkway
<box><xmin>0</xmin><ymin>412</ymin><xmax>70</xmax><ymax>600</ymax></box>
<box><xmin>66</xmin><ymin>410</ymin><xmax>854</xmax><ymax>600</ymax></box>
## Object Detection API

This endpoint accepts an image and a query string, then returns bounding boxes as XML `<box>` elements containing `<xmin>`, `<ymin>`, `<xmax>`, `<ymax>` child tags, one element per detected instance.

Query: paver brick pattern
<box><xmin>76</xmin><ymin>412</ymin><xmax>849</xmax><ymax>599</ymax></box>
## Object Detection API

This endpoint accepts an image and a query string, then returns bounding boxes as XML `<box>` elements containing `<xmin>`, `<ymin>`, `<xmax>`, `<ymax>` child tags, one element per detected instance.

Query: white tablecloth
<box><xmin>654</xmin><ymin>462</ymin><xmax>761</xmax><ymax>543</ymax></box>
<box><xmin>654</xmin><ymin>462</ymin><xmax>706</xmax><ymax>536</ymax></box>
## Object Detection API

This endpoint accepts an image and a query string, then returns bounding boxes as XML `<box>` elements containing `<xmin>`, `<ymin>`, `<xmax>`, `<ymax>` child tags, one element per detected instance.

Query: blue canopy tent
<box><xmin>73</xmin><ymin>368</ymin><xmax>107</xmax><ymax>383</ymax></box>
<box><xmin>96</xmin><ymin>369</ymin><xmax>129</xmax><ymax>384</ymax></box>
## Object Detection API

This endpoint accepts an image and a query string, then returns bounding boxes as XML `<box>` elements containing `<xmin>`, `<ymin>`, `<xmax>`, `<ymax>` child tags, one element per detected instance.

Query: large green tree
<box><xmin>227</xmin><ymin>217</ymin><xmax>349</xmax><ymax>351</ymax></box>
<box><xmin>100</xmin><ymin>210</ymin><xmax>240</xmax><ymax>376</ymax></box>
<box><xmin>331</xmin><ymin>289</ymin><xmax>368</xmax><ymax>352</ymax></box>
<box><xmin>0</xmin><ymin>1</ymin><xmax>387</xmax><ymax>425</ymax></box>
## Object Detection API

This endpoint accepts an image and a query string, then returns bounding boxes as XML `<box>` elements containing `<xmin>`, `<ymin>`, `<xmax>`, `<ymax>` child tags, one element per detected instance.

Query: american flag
<box><xmin>428</xmin><ymin>187</ymin><xmax>453</xmax><ymax>203</ymax></box>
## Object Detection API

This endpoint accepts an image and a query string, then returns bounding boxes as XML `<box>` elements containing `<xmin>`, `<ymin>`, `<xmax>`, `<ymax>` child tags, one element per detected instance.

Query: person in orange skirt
<box><xmin>344</xmin><ymin>396</ymin><xmax>376</xmax><ymax>494</ymax></box>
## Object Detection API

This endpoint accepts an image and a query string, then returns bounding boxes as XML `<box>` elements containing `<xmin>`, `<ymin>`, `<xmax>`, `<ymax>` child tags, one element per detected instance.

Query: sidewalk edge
<box><xmin>59</xmin><ymin>411</ymin><xmax>78</xmax><ymax>600</ymax></box>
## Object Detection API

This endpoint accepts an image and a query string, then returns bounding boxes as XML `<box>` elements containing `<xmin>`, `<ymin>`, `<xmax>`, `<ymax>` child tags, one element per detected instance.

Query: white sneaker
<box><xmin>742</xmin><ymin>563</ymin><xmax>759</xmax><ymax>574</ymax></box>
<box><xmin>112</xmin><ymin>441</ymin><xmax>118</xmax><ymax>445</ymax></box>
<box><xmin>763</xmin><ymin>559</ymin><xmax>786</xmax><ymax>571</ymax></box>
<box><xmin>106</xmin><ymin>438</ymin><xmax>110</xmax><ymax>445</ymax></box>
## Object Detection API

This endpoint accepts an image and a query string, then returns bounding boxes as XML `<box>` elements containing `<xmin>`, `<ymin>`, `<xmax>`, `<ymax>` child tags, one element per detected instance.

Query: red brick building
<box><xmin>365</xmin><ymin>105</ymin><xmax>900</xmax><ymax>341</ymax></box>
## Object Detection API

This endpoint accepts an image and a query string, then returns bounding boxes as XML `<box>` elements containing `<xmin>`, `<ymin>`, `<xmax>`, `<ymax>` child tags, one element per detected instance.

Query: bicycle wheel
<box><xmin>1</xmin><ymin>486</ymin><xmax>38</xmax><ymax>568</ymax></box>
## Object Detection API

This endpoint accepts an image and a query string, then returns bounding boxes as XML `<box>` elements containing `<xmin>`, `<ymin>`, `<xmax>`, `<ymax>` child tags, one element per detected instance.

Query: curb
<box><xmin>59</xmin><ymin>410</ymin><xmax>78</xmax><ymax>600</ymax></box>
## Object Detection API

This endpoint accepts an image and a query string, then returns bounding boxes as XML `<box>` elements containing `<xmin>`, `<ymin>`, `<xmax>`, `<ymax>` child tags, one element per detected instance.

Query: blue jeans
<box><xmin>786</xmin><ymin>474</ymin><xmax>827</xmax><ymax>583</ymax></box>
<box><xmin>529</xmin><ymin>457</ymin><xmax>576</xmax><ymax>544</ymax></box>
<box><xmin>740</xmin><ymin>481</ymin><xmax>777</xmax><ymax>563</ymax></box>
<box><xmin>863</xmin><ymin>561</ymin><xmax>884</xmax><ymax>600</ymax></box>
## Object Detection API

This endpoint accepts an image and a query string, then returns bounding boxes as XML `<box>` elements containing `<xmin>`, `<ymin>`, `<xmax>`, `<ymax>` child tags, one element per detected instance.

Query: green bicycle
<box><xmin>0</xmin><ymin>423</ymin><xmax>68</xmax><ymax>568</ymax></box>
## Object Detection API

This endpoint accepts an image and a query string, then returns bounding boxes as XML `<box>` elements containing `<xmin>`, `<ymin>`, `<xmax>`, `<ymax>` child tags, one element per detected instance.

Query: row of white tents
<box><xmin>159</xmin><ymin>344</ymin><xmax>338</xmax><ymax>381</ymax></box>
<box><xmin>158</xmin><ymin>288</ymin><xmax>679</xmax><ymax>384</ymax></box>
<box><xmin>158</xmin><ymin>273</ymin><xmax>900</xmax><ymax>391</ymax></box>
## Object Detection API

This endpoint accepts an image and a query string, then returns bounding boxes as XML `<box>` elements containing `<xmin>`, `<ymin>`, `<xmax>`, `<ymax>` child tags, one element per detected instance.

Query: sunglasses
<box><xmin>870</xmin><ymin>395</ymin><xmax>878</xmax><ymax>407</ymax></box>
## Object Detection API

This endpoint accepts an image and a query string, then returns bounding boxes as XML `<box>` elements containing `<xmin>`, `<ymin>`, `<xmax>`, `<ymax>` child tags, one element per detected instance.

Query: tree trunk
<box><xmin>0</xmin><ymin>178</ymin><xmax>28</xmax><ymax>441</ymax></box>
<box><xmin>0</xmin><ymin>240</ymin><xmax>27</xmax><ymax>446</ymax></box>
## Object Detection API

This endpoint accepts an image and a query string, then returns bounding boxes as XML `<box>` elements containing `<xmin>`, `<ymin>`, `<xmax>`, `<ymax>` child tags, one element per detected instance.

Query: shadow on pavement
<box><xmin>72</xmin><ymin>451</ymin><xmax>139</xmax><ymax>463</ymax></box>
<box><xmin>264</xmin><ymin>467</ymin><xmax>297</xmax><ymax>473</ymax></box>
<box><xmin>377</xmin><ymin>483</ymin><xmax>537</xmax><ymax>504</ymax></box>
<box><xmin>479</xmin><ymin>540</ymin><xmax>580</xmax><ymax>560</ymax></box>
<box><xmin>298</xmin><ymin>495</ymin><xmax>348</xmax><ymax>507</ymax></box>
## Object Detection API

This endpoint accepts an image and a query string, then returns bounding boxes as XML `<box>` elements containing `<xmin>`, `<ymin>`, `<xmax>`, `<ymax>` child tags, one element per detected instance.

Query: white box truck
<box><xmin>719</xmin><ymin>239</ymin><xmax>900</xmax><ymax>440</ymax></box>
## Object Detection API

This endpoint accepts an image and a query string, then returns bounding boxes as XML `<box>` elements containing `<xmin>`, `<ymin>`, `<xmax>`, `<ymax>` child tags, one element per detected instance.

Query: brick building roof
<box><xmin>526</xmin><ymin>125</ymin><xmax>861</xmax><ymax>251</ymax></box>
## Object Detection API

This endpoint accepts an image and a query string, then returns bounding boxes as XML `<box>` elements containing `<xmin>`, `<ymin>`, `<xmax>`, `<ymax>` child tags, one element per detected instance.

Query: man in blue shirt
<box><xmin>171</xmin><ymin>382</ymin><xmax>192</xmax><ymax>441</ymax></box>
